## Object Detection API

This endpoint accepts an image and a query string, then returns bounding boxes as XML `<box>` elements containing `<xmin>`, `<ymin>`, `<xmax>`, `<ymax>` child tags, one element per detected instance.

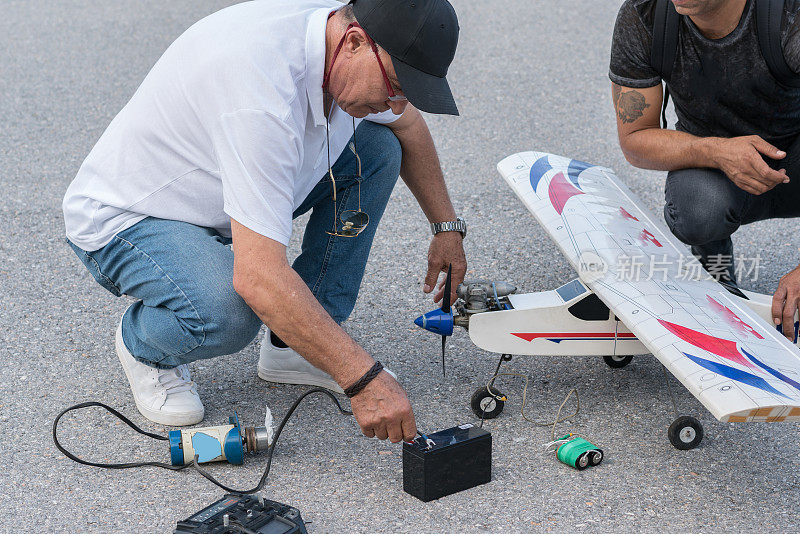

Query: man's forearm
<box><xmin>231</xmin><ymin>225</ymin><xmax>373</xmax><ymax>389</ymax></box>
<box><xmin>390</xmin><ymin>109</ymin><xmax>457</xmax><ymax>222</ymax></box>
<box><xmin>621</xmin><ymin>127</ymin><xmax>721</xmax><ymax>171</ymax></box>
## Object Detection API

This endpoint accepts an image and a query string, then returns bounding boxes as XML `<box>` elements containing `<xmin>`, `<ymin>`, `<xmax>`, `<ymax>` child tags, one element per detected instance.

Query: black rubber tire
<box><xmin>603</xmin><ymin>355</ymin><xmax>633</xmax><ymax>368</ymax></box>
<box><xmin>668</xmin><ymin>416</ymin><xmax>704</xmax><ymax>450</ymax></box>
<box><xmin>470</xmin><ymin>386</ymin><xmax>505</xmax><ymax>419</ymax></box>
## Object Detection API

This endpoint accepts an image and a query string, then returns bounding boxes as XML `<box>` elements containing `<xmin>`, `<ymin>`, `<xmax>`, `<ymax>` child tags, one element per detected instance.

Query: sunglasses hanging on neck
<box><xmin>324</xmin><ymin>113</ymin><xmax>369</xmax><ymax>238</ymax></box>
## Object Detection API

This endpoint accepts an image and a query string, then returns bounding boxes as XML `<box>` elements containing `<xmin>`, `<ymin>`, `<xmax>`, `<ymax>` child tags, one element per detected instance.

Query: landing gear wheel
<box><xmin>668</xmin><ymin>416</ymin><xmax>703</xmax><ymax>450</ymax></box>
<box><xmin>471</xmin><ymin>386</ymin><xmax>505</xmax><ymax>419</ymax></box>
<box><xmin>603</xmin><ymin>355</ymin><xmax>633</xmax><ymax>368</ymax></box>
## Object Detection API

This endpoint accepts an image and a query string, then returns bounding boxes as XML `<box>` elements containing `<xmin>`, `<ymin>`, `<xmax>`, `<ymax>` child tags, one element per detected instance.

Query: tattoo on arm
<box><xmin>615</xmin><ymin>89</ymin><xmax>650</xmax><ymax>124</ymax></box>
<box><xmin>612</xmin><ymin>84</ymin><xmax>621</xmax><ymax>108</ymax></box>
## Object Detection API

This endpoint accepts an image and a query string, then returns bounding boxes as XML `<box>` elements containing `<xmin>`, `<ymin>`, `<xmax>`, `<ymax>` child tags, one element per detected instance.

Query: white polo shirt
<box><xmin>63</xmin><ymin>0</ymin><xmax>400</xmax><ymax>251</ymax></box>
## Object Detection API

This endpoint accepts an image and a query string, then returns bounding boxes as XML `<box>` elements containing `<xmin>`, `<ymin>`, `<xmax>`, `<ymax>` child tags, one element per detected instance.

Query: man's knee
<box><xmin>211</xmin><ymin>296</ymin><xmax>262</xmax><ymax>353</ymax></box>
<box><xmin>185</xmin><ymin>292</ymin><xmax>262</xmax><ymax>356</ymax></box>
<box><xmin>663</xmin><ymin>168</ymin><xmax>740</xmax><ymax>245</ymax></box>
<box><xmin>664</xmin><ymin>202</ymin><xmax>724</xmax><ymax>245</ymax></box>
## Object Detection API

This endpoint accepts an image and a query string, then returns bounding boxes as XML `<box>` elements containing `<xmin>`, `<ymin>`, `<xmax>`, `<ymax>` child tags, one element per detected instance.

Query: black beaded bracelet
<box><xmin>344</xmin><ymin>361</ymin><xmax>384</xmax><ymax>398</ymax></box>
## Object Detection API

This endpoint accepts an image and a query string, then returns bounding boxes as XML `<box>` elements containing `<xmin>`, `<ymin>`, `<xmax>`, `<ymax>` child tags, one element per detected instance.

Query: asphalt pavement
<box><xmin>2</xmin><ymin>0</ymin><xmax>799</xmax><ymax>532</ymax></box>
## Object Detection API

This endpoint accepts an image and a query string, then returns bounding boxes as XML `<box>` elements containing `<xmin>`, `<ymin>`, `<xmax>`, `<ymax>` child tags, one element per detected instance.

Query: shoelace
<box><xmin>156</xmin><ymin>365</ymin><xmax>195</xmax><ymax>395</ymax></box>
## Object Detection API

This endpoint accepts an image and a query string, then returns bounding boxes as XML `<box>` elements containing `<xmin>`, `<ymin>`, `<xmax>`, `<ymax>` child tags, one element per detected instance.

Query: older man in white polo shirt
<box><xmin>62</xmin><ymin>0</ymin><xmax>466</xmax><ymax>444</ymax></box>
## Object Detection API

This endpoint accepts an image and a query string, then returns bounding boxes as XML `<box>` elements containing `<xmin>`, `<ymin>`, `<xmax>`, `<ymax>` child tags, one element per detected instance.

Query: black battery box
<box><xmin>402</xmin><ymin>424</ymin><xmax>491</xmax><ymax>502</ymax></box>
<box><xmin>174</xmin><ymin>494</ymin><xmax>307</xmax><ymax>534</ymax></box>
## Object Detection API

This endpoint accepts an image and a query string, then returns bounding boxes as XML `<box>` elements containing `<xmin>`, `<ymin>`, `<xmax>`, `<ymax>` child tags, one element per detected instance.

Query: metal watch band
<box><xmin>430</xmin><ymin>217</ymin><xmax>466</xmax><ymax>238</ymax></box>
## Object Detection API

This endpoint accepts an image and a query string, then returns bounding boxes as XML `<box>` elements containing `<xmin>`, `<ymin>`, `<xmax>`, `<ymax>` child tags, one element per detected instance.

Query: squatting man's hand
<box><xmin>349</xmin><ymin>369</ymin><xmax>417</xmax><ymax>443</ymax></box>
<box><xmin>772</xmin><ymin>265</ymin><xmax>800</xmax><ymax>341</ymax></box>
<box><xmin>712</xmin><ymin>135</ymin><xmax>789</xmax><ymax>195</ymax></box>
<box><xmin>423</xmin><ymin>231</ymin><xmax>467</xmax><ymax>305</ymax></box>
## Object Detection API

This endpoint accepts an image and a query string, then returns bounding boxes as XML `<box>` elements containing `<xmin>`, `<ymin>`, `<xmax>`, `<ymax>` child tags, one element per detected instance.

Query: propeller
<box><xmin>440</xmin><ymin>264</ymin><xmax>452</xmax><ymax>376</ymax></box>
<box><xmin>413</xmin><ymin>264</ymin><xmax>454</xmax><ymax>377</ymax></box>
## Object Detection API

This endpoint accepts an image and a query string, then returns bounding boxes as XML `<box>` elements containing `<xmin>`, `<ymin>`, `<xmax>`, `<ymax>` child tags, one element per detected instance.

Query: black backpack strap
<box><xmin>651</xmin><ymin>0</ymin><xmax>680</xmax><ymax>80</ymax></box>
<box><xmin>660</xmin><ymin>86</ymin><xmax>671</xmax><ymax>129</ymax></box>
<box><xmin>755</xmin><ymin>0</ymin><xmax>800</xmax><ymax>87</ymax></box>
<box><xmin>651</xmin><ymin>0</ymin><xmax>680</xmax><ymax>127</ymax></box>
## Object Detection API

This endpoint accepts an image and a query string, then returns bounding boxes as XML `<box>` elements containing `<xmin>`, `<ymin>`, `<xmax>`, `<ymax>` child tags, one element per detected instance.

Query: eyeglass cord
<box><xmin>324</xmin><ymin>103</ymin><xmax>365</xmax><ymax>236</ymax></box>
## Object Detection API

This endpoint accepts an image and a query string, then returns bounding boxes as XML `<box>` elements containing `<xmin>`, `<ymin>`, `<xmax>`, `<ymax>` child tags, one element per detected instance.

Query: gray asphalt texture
<box><xmin>3</xmin><ymin>1</ymin><xmax>799</xmax><ymax>532</ymax></box>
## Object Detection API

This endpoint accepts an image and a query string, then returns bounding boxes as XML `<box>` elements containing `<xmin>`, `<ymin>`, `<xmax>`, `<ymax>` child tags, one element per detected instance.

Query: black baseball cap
<box><xmin>351</xmin><ymin>0</ymin><xmax>459</xmax><ymax>115</ymax></box>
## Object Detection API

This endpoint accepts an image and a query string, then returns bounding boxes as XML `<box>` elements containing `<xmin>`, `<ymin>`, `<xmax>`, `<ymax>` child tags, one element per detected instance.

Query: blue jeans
<box><xmin>663</xmin><ymin>133</ymin><xmax>800</xmax><ymax>278</ymax></box>
<box><xmin>68</xmin><ymin>121</ymin><xmax>401</xmax><ymax>368</ymax></box>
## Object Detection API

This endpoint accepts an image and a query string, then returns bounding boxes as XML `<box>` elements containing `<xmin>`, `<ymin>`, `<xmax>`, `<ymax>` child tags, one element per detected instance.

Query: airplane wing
<box><xmin>497</xmin><ymin>151</ymin><xmax>800</xmax><ymax>422</ymax></box>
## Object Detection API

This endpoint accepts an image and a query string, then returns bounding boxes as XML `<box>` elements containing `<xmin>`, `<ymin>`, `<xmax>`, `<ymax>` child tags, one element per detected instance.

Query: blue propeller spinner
<box><xmin>414</xmin><ymin>307</ymin><xmax>454</xmax><ymax>337</ymax></box>
<box><xmin>414</xmin><ymin>264</ymin><xmax>453</xmax><ymax>376</ymax></box>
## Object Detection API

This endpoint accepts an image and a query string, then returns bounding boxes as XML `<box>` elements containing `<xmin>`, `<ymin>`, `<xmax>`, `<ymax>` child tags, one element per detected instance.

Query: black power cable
<box><xmin>52</xmin><ymin>388</ymin><xmax>352</xmax><ymax>494</ymax></box>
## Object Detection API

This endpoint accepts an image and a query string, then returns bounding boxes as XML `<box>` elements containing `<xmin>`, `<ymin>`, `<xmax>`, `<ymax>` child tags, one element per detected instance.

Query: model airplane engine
<box><xmin>457</xmin><ymin>280</ymin><xmax>516</xmax><ymax>312</ymax></box>
<box><xmin>416</xmin><ymin>279</ymin><xmax>517</xmax><ymax>334</ymax></box>
<box><xmin>453</xmin><ymin>280</ymin><xmax>516</xmax><ymax>329</ymax></box>
<box><xmin>415</xmin><ymin>271</ymin><xmax>517</xmax><ymax>376</ymax></box>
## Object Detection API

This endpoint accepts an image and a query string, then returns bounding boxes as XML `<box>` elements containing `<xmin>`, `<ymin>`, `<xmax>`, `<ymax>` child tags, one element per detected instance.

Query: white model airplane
<box><xmin>415</xmin><ymin>152</ymin><xmax>800</xmax><ymax>450</ymax></box>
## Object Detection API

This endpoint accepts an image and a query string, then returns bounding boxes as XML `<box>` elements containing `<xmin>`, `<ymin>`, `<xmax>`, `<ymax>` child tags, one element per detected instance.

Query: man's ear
<box><xmin>344</xmin><ymin>27</ymin><xmax>369</xmax><ymax>55</ymax></box>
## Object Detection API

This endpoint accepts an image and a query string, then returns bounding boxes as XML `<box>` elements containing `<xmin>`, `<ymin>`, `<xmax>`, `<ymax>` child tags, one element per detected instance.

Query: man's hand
<box><xmin>711</xmin><ymin>136</ymin><xmax>788</xmax><ymax>195</ymax></box>
<box><xmin>349</xmin><ymin>370</ymin><xmax>417</xmax><ymax>443</ymax></box>
<box><xmin>423</xmin><ymin>232</ymin><xmax>467</xmax><ymax>304</ymax></box>
<box><xmin>772</xmin><ymin>265</ymin><xmax>800</xmax><ymax>341</ymax></box>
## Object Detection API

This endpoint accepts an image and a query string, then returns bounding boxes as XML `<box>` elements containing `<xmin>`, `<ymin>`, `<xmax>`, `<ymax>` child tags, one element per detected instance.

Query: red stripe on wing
<box><xmin>512</xmin><ymin>332</ymin><xmax>638</xmax><ymax>342</ymax></box>
<box><xmin>706</xmin><ymin>295</ymin><xmax>764</xmax><ymax>339</ymax></box>
<box><xmin>658</xmin><ymin>319</ymin><xmax>755</xmax><ymax>369</ymax></box>
<box><xmin>548</xmin><ymin>172</ymin><xmax>584</xmax><ymax>215</ymax></box>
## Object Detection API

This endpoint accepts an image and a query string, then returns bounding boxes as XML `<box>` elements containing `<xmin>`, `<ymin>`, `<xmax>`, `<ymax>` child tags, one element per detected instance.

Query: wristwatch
<box><xmin>430</xmin><ymin>217</ymin><xmax>467</xmax><ymax>238</ymax></box>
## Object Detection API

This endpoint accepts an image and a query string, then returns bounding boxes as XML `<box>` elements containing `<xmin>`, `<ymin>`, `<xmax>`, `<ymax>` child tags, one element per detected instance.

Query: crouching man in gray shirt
<box><xmin>609</xmin><ymin>0</ymin><xmax>800</xmax><ymax>339</ymax></box>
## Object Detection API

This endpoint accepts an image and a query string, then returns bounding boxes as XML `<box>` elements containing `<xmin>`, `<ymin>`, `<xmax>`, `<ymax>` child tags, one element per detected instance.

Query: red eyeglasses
<box><xmin>322</xmin><ymin>22</ymin><xmax>407</xmax><ymax>102</ymax></box>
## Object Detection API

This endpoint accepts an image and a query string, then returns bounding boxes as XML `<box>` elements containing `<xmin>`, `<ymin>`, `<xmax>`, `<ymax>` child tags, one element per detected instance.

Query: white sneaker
<box><xmin>258</xmin><ymin>329</ymin><xmax>345</xmax><ymax>393</ymax></box>
<box><xmin>116</xmin><ymin>320</ymin><xmax>204</xmax><ymax>426</ymax></box>
<box><xmin>258</xmin><ymin>330</ymin><xmax>397</xmax><ymax>394</ymax></box>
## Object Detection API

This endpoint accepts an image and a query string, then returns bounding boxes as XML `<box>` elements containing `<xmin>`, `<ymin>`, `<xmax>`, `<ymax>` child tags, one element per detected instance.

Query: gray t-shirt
<box><xmin>609</xmin><ymin>0</ymin><xmax>800</xmax><ymax>149</ymax></box>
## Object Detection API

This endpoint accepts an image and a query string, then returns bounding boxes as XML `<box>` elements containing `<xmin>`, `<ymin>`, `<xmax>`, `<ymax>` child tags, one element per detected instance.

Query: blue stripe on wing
<box><xmin>684</xmin><ymin>352</ymin><xmax>789</xmax><ymax>398</ymax></box>
<box><xmin>567</xmin><ymin>159</ymin><xmax>593</xmax><ymax>189</ymax></box>
<box><xmin>529</xmin><ymin>155</ymin><xmax>552</xmax><ymax>194</ymax></box>
<box><xmin>742</xmin><ymin>348</ymin><xmax>800</xmax><ymax>394</ymax></box>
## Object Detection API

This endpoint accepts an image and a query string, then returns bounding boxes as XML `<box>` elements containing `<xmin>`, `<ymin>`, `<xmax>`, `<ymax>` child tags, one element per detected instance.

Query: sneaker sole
<box><xmin>257</xmin><ymin>366</ymin><xmax>345</xmax><ymax>394</ymax></box>
<box><xmin>116</xmin><ymin>325</ymin><xmax>204</xmax><ymax>426</ymax></box>
<box><xmin>132</xmin><ymin>399</ymin><xmax>204</xmax><ymax>427</ymax></box>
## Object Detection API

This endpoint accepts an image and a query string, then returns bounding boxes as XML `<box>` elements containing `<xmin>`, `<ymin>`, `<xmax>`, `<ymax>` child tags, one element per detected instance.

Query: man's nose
<box><xmin>387</xmin><ymin>99</ymin><xmax>408</xmax><ymax>115</ymax></box>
